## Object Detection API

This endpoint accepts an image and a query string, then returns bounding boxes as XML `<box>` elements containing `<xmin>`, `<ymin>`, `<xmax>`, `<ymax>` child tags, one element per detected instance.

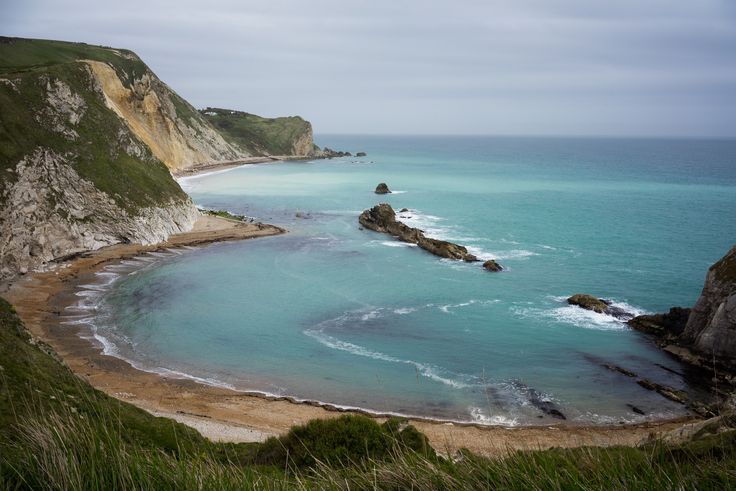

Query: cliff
<box><xmin>628</xmin><ymin>245</ymin><xmax>736</xmax><ymax>380</ymax></box>
<box><xmin>681</xmin><ymin>245</ymin><xmax>736</xmax><ymax>361</ymax></box>
<box><xmin>0</xmin><ymin>38</ymin><xmax>202</xmax><ymax>279</ymax></box>
<box><xmin>200</xmin><ymin>107</ymin><xmax>319</xmax><ymax>157</ymax></box>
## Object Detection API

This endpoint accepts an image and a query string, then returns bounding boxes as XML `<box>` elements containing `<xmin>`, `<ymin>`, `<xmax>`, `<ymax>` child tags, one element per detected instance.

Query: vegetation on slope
<box><xmin>0</xmin><ymin>38</ymin><xmax>188</xmax><ymax>212</ymax></box>
<box><xmin>1</xmin><ymin>297</ymin><xmax>736</xmax><ymax>489</ymax></box>
<box><xmin>201</xmin><ymin>107</ymin><xmax>318</xmax><ymax>156</ymax></box>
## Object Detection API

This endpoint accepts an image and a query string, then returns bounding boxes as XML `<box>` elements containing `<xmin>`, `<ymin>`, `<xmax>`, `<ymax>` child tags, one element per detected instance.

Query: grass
<box><xmin>200</xmin><ymin>107</ymin><xmax>316</xmax><ymax>156</ymax></box>
<box><xmin>201</xmin><ymin>208</ymin><xmax>248</xmax><ymax>222</ymax></box>
<box><xmin>1</xmin><ymin>296</ymin><xmax>736</xmax><ymax>489</ymax></box>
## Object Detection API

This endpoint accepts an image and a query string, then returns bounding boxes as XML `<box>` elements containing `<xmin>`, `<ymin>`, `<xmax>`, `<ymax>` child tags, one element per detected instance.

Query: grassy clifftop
<box><xmin>201</xmin><ymin>107</ymin><xmax>318</xmax><ymax>157</ymax></box>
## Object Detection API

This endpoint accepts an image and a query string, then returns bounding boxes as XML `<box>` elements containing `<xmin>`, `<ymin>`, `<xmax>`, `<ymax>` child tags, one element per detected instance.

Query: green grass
<box><xmin>201</xmin><ymin>107</ymin><xmax>315</xmax><ymax>156</ymax></box>
<box><xmin>201</xmin><ymin>209</ymin><xmax>248</xmax><ymax>222</ymax></box>
<box><xmin>1</xmin><ymin>296</ymin><xmax>736</xmax><ymax>489</ymax></box>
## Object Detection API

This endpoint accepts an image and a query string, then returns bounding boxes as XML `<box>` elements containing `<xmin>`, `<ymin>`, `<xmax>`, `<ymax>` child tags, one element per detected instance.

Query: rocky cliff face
<box><xmin>0</xmin><ymin>38</ymin><xmax>199</xmax><ymax>280</ymax></box>
<box><xmin>86</xmin><ymin>62</ymin><xmax>248</xmax><ymax>172</ymax></box>
<box><xmin>681</xmin><ymin>246</ymin><xmax>736</xmax><ymax>360</ymax></box>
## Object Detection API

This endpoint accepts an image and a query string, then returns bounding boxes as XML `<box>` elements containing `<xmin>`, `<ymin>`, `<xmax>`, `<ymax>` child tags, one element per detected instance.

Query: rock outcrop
<box><xmin>627</xmin><ymin>307</ymin><xmax>691</xmax><ymax>339</ymax></box>
<box><xmin>375</xmin><ymin>183</ymin><xmax>391</xmax><ymax>194</ymax></box>
<box><xmin>626</xmin><ymin>246</ymin><xmax>736</xmax><ymax>390</ymax></box>
<box><xmin>483</xmin><ymin>260</ymin><xmax>503</xmax><ymax>272</ymax></box>
<box><xmin>681</xmin><ymin>245</ymin><xmax>736</xmax><ymax>360</ymax></box>
<box><xmin>356</xmin><ymin>152</ymin><xmax>367</xmax><ymax>157</ymax></box>
<box><xmin>567</xmin><ymin>294</ymin><xmax>633</xmax><ymax>319</ymax></box>
<box><xmin>359</xmin><ymin>204</ymin><xmax>480</xmax><ymax>262</ymax></box>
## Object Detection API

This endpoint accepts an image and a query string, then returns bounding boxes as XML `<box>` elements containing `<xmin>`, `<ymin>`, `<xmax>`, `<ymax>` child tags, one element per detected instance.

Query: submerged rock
<box><xmin>399</xmin><ymin>208</ymin><xmax>409</xmax><ymax>213</ymax></box>
<box><xmin>482</xmin><ymin>260</ymin><xmax>503</xmax><ymax>272</ymax></box>
<box><xmin>356</xmin><ymin>152</ymin><xmax>367</xmax><ymax>157</ymax></box>
<box><xmin>358</xmin><ymin>203</ymin><xmax>481</xmax><ymax>263</ymax></box>
<box><xmin>375</xmin><ymin>182</ymin><xmax>391</xmax><ymax>194</ymax></box>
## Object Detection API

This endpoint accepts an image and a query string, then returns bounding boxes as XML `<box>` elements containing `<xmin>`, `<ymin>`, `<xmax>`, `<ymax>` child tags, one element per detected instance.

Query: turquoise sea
<box><xmin>68</xmin><ymin>136</ymin><xmax>736</xmax><ymax>425</ymax></box>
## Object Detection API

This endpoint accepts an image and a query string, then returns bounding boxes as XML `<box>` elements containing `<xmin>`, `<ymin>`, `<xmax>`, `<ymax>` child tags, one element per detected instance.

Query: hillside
<box><xmin>0</xmin><ymin>37</ymin><xmax>324</xmax><ymax>280</ymax></box>
<box><xmin>1</xmin><ymin>296</ymin><xmax>735</xmax><ymax>488</ymax></box>
<box><xmin>201</xmin><ymin>107</ymin><xmax>319</xmax><ymax>157</ymax></box>
<box><xmin>0</xmin><ymin>37</ymin><xmax>203</xmax><ymax>280</ymax></box>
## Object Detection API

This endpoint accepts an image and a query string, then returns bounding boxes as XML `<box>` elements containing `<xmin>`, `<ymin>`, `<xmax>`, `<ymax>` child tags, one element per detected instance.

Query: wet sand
<box><xmin>0</xmin><ymin>214</ymin><xmax>697</xmax><ymax>457</ymax></box>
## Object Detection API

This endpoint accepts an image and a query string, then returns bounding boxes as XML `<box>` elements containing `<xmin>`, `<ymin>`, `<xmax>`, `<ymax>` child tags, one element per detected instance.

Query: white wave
<box><xmin>360</xmin><ymin>309</ymin><xmax>383</xmax><ymax>321</ymax></box>
<box><xmin>378</xmin><ymin>240</ymin><xmax>418</xmax><ymax>248</ymax></box>
<box><xmin>393</xmin><ymin>307</ymin><xmax>417</xmax><ymax>315</ymax></box>
<box><xmin>469</xmin><ymin>407</ymin><xmax>519</xmax><ymax>426</ymax></box>
<box><xmin>303</xmin><ymin>329</ymin><xmax>473</xmax><ymax>389</ymax></box>
<box><xmin>439</xmin><ymin>299</ymin><xmax>499</xmax><ymax>313</ymax></box>
<box><xmin>391</xmin><ymin>190</ymin><xmax>407</xmax><ymax>194</ymax></box>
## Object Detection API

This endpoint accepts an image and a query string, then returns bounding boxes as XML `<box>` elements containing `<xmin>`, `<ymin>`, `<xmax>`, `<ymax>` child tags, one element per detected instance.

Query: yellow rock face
<box><xmin>84</xmin><ymin>60</ymin><xmax>247</xmax><ymax>171</ymax></box>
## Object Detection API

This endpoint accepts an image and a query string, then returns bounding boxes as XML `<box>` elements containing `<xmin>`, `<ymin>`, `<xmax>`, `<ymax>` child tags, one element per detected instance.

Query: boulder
<box><xmin>356</xmin><ymin>152</ymin><xmax>367</xmax><ymax>157</ymax></box>
<box><xmin>358</xmin><ymin>203</ymin><xmax>483</xmax><ymax>264</ymax></box>
<box><xmin>567</xmin><ymin>294</ymin><xmax>609</xmax><ymax>313</ymax></box>
<box><xmin>482</xmin><ymin>259</ymin><xmax>503</xmax><ymax>272</ymax></box>
<box><xmin>399</xmin><ymin>208</ymin><xmax>409</xmax><ymax>213</ymax></box>
<box><xmin>375</xmin><ymin>183</ymin><xmax>391</xmax><ymax>194</ymax></box>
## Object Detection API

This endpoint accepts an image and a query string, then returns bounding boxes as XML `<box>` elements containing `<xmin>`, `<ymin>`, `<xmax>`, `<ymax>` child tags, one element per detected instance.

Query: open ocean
<box><xmin>67</xmin><ymin>136</ymin><xmax>736</xmax><ymax>425</ymax></box>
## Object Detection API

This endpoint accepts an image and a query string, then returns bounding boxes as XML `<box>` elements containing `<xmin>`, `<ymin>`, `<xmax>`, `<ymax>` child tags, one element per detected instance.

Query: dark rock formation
<box><xmin>567</xmin><ymin>294</ymin><xmax>634</xmax><ymax>320</ymax></box>
<box><xmin>356</xmin><ymin>152</ymin><xmax>367</xmax><ymax>157</ymax></box>
<box><xmin>681</xmin><ymin>245</ymin><xmax>736</xmax><ymax>360</ymax></box>
<box><xmin>512</xmin><ymin>381</ymin><xmax>566</xmax><ymax>420</ymax></box>
<box><xmin>628</xmin><ymin>307</ymin><xmax>691</xmax><ymax>339</ymax></box>
<box><xmin>375</xmin><ymin>183</ymin><xmax>391</xmax><ymax>194</ymax></box>
<box><xmin>567</xmin><ymin>294</ymin><xmax>609</xmax><ymax>313</ymax></box>
<box><xmin>482</xmin><ymin>260</ymin><xmax>503</xmax><ymax>272</ymax></box>
<box><xmin>637</xmin><ymin>379</ymin><xmax>689</xmax><ymax>405</ymax></box>
<box><xmin>321</xmin><ymin>147</ymin><xmax>352</xmax><ymax>158</ymax></box>
<box><xmin>358</xmin><ymin>204</ymin><xmax>481</xmax><ymax>263</ymax></box>
<box><xmin>399</xmin><ymin>208</ymin><xmax>409</xmax><ymax>213</ymax></box>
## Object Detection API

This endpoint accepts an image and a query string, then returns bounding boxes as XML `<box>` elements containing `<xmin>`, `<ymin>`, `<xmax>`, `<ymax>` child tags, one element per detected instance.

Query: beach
<box><xmin>0</xmin><ymin>210</ymin><xmax>698</xmax><ymax>458</ymax></box>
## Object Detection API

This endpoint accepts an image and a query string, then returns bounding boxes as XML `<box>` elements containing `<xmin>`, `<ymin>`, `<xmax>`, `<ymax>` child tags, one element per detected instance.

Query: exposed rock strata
<box><xmin>85</xmin><ymin>60</ymin><xmax>246</xmax><ymax>172</ymax></box>
<box><xmin>0</xmin><ymin>148</ymin><xmax>197</xmax><ymax>279</ymax></box>
<box><xmin>359</xmin><ymin>203</ymin><xmax>481</xmax><ymax>263</ymax></box>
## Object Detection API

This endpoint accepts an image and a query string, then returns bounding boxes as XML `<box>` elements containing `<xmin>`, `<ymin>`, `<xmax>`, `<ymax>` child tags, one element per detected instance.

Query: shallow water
<box><xmin>68</xmin><ymin>136</ymin><xmax>736</xmax><ymax>425</ymax></box>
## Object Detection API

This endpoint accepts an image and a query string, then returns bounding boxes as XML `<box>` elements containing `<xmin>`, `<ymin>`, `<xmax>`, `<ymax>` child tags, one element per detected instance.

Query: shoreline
<box><xmin>0</xmin><ymin>214</ymin><xmax>701</xmax><ymax>457</ymax></box>
<box><xmin>171</xmin><ymin>155</ymin><xmax>317</xmax><ymax>178</ymax></box>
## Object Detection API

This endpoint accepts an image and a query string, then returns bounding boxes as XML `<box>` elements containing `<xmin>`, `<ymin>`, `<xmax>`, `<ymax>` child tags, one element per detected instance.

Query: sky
<box><xmin>2</xmin><ymin>0</ymin><xmax>736</xmax><ymax>137</ymax></box>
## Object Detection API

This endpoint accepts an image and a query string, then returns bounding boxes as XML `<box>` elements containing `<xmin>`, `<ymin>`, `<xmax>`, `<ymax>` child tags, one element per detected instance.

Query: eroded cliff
<box><xmin>0</xmin><ymin>38</ymin><xmax>199</xmax><ymax>280</ymax></box>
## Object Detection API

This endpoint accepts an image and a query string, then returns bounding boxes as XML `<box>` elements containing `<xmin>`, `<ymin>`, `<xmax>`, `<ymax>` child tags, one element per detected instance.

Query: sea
<box><xmin>64</xmin><ymin>136</ymin><xmax>736</xmax><ymax>426</ymax></box>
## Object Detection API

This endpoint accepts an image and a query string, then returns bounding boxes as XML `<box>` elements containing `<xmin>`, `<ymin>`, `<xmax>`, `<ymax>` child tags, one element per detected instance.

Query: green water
<box><xmin>70</xmin><ymin>136</ymin><xmax>736</xmax><ymax>425</ymax></box>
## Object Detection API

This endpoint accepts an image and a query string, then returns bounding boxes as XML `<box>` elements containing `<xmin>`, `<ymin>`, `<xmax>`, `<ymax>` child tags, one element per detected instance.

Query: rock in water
<box><xmin>358</xmin><ymin>203</ymin><xmax>482</xmax><ymax>263</ymax></box>
<box><xmin>681</xmin><ymin>245</ymin><xmax>736</xmax><ymax>360</ymax></box>
<box><xmin>567</xmin><ymin>294</ymin><xmax>610</xmax><ymax>313</ymax></box>
<box><xmin>482</xmin><ymin>260</ymin><xmax>503</xmax><ymax>272</ymax></box>
<box><xmin>356</xmin><ymin>152</ymin><xmax>367</xmax><ymax>157</ymax></box>
<box><xmin>375</xmin><ymin>182</ymin><xmax>391</xmax><ymax>194</ymax></box>
<box><xmin>628</xmin><ymin>307</ymin><xmax>691</xmax><ymax>339</ymax></box>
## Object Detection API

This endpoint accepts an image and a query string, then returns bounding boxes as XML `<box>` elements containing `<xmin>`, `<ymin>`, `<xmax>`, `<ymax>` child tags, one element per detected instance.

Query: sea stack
<box><xmin>359</xmin><ymin>203</ymin><xmax>481</xmax><ymax>262</ymax></box>
<box><xmin>375</xmin><ymin>182</ymin><xmax>391</xmax><ymax>194</ymax></box>
<box><xmin>483</xmin><ymin>260</ymin><xmax>503</xmax><ymax>272</ymax></box>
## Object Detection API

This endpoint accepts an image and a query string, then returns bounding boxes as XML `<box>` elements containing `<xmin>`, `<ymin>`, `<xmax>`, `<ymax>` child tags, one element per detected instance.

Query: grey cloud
<box><xmin>2</xmin><ymin>0</ymin><xmax>735</xmax><ymax>136</ymax></box>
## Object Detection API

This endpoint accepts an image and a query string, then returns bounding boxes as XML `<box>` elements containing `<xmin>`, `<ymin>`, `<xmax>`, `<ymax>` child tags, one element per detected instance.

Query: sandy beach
<box><xmin>0</xmin><ymin>213</ymin><xmax>699</xmax><ymax>457</ymax></box>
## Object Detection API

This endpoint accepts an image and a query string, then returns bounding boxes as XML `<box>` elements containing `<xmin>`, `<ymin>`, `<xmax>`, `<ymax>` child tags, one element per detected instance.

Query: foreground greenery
<box><xmin>1</xmin><ymin>297</ymin><xmax>735</xmax><ymax>490</ymax></box>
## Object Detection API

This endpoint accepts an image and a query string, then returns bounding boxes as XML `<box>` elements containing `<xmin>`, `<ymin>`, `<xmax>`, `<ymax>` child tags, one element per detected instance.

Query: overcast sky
<box><xmin>2</xmin><ymin>0</ymin><xmax>736</xmax><ymax>137</ymax></box>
